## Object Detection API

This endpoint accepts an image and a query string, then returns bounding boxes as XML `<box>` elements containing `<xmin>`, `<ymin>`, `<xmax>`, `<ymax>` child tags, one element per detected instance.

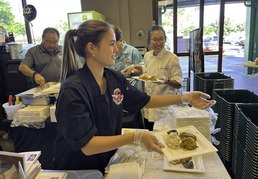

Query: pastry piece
<box><xmin>182</xmin><ymin>160</ymin><xmax>194</xmax><ymax>169</ymax></box>
<box><xmin>179</xmin><ymin>132</ymin><xmax>197</xmax><ymax>141</ymax></box>
<box><xmin>167</xmin><ymin>129</ymin><xmax>178</xmax><ymax>135</ymax></box>
<box><xmin>164</xmin><ymin>132</ymin><xmax>181</xmax><ymax>149</ymax></box>
<box><xmin>148</xmin><ymin>76</ymin><xmax>157</xmax><ymax>81</ymax></box>
<box><xmin>181</xmin><ymin>157</ymin><xmax>194</xmax><ymax>169</ymax></box>
<box><xmin>180</xmin><ymin>137</ymin><xmax>198</xmax><ymax>150</ymax></box>
<box><xmin>180</xmin><ymin>157</ymin><xmax>192</xmax><ymax>163</ymax></box>
<box><xmin>170</xmin><ymin>159</ymin><xmax>181</xmax><ymax>165</ymax></box>
<box><xmin>171</xmin><ymin>157</ymin><xmax>194</xmax><ymax>169</ymax></box>
<box><xmin>139</xmin><ymin>74</ymin><xmax>149</xmax><ymax>80</ymax></box>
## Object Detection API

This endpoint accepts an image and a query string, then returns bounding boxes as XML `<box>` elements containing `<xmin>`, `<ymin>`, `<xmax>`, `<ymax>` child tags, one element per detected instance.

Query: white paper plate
<box><xmin>132</xmin><ymin>76</ymin><xmax>165</xmax><ymax>83</ymax></box>
<box><xmin>163</xmin><ymin>155</ymin><xmax>205</xmax><ymax>173</ymax></box>
<box><xmin>155</xmin><ymin>125</ymin><xmax>218</xmax><ymax>161</ymax></box>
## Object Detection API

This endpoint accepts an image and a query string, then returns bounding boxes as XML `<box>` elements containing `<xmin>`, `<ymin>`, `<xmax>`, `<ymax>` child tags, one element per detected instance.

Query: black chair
<box><xmin>4</xmin><ymin>60</ymin><xmax>35</xmax><ymax>95</ymax></box>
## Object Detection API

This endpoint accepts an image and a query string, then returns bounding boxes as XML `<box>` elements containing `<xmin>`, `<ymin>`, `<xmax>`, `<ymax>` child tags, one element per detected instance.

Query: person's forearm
<box><xmin>19</xmin><ymin>63</ymin><xmax>35</xmax><ymax>77</ymax></box>
<box><xmin>130</xmin><ymin>65</ymin><xmax>142</xmax><ymax>75</ymax></box>
<box><xmin>145</xmin><ymin>94</ymin><xmax>183</xmax><ymax>108</ymax></box>
<box><xmin>166</xmin><ymin>80</ymin><xmax>182</xmax><ymax>89</ymax></box>
<box><xmin>134</xmin><ymin>65</ymin><xmax>143</xmax><ymax>74</ymax></box>
<box><xmin>81</xmin><ymin>133</ymin><xmax>134</xmax><ymax>155</ymax></box>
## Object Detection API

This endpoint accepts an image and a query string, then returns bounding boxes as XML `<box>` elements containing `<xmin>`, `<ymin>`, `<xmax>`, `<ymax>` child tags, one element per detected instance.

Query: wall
<box><xmin>245</xmin><ymin>1</ymin><xmax>258</xmax><ymax>74</ymax></box>
<box><xmin>80</xmin><ymin>0</ymin><xmax>152</xmax><ymax>48</ymax></box>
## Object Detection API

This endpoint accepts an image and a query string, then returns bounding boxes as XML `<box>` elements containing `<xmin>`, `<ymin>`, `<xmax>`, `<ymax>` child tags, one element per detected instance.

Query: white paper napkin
<box><xmin>108</xmin><ymin>162</ymin><xmax>142</xmax><ymax>179</ymax></box>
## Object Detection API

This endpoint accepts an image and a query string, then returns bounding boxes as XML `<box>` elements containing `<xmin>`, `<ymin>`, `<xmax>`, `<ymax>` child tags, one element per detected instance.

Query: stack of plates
<box><xmin>234</xmin><ymin>106</ymin><xmax>250</xmax><ymax>146</ymax></box>
<box><xmin>232</xmin><ymin>140</ymin><xmax>245</xmax><ymax>179</ymax></box>
<box><xmin>232</xmin><ymin>104</ymin><xmax>258</xmax><ymax>179</ymax></box>
<box><xmin>172</xmin><ymin>107</ymin><xmax>211</xmax><ymax>141</ymax></box>
<box><xmin>194</xmin><ymin>72</ymin><xmax>234</xmax><ymax>97</ymax></box>
<box><xmin>244</xmin><ymin>110</ymin><xmax>258</xmax><ymax>179</ymax></box>
<box><xmin>211</xmin><ymin>90</ymin><xmax>223</xmax><ymax>141</ymax></box>
<box><xmin>212</xmin><ymin>89</ymin><xmax>258</xmax><ymax>164</ymax></box>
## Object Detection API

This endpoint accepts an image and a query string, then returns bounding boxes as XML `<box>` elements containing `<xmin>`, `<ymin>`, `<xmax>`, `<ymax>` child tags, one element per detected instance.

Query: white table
<box><xmin>40</xmin><ymin>170</ymin><xmax>104</xmax><ymax>179</ymax></box>
<box><xmin>241</xmin><ymin>61</ymin><xmax>258</xmax><ymax>69</ymax></box>
<box><xmin>105</xmin><ymin>144</ymin><xmax>231</xmax><ymax>179</ymax></box>
<box><xmin>240</xmin><ymin>61</ymin><xmax>258</xmax><ymax>78</ymax></box>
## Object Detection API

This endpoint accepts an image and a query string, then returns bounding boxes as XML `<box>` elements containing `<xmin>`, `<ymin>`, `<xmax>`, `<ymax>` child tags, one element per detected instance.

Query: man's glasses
<box><xmin>151</xmin><ymin>38</ymin><xmax>165</xmax><ymax>44</ymax></box>
<box><xmin>44</xmin><ymin>40</ymin><xmax>58</xmax><ymax>45</ymax></box>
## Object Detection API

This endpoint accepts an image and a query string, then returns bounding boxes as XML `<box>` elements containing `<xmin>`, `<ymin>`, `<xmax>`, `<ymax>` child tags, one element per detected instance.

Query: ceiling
<box><xmin>159</xmin><ymin>0</ymin><xmax>243</xmax><ymax>8</ymax></box>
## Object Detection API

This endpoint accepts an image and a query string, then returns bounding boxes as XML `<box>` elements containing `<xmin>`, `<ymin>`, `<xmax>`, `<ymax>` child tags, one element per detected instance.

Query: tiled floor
<box><xmin>180</xmin><ymin>54</ymin><xmax>258</xmax><ymax>95</ymax></box>
<box><xmin>0</xmin><ymin>134</ymin><xmax>14</xmax><ymax>152</ymax></box>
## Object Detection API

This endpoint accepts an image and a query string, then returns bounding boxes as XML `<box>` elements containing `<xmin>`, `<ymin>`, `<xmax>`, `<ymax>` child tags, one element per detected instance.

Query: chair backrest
<box><xmin>4</xmin><ymin>60</ymin><xmax>35</xmax><ymax>95</ymax></box>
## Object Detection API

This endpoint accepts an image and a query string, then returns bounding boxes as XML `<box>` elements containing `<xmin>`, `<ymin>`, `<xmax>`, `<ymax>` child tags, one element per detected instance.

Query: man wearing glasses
<box><xmin>19</xmin><ymin>28</ymin><xmax>62</xmax><ymax>86</ymax></box>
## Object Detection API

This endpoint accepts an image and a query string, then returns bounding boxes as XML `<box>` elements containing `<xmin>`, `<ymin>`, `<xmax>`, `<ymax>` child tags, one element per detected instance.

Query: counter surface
<box><xmin>4</xmin><ymin>119</ymin><xmax>231</xmax><ymax>178</ymax></box>
<box><xmin>144</xmin><ymin>152</ymin><xmax>231</xmax><ymax>178</ymax></box>
<box><xmin>241</xmin><ymin>61</ymin><xmax>258</xmax><ymax>68</ymax></box>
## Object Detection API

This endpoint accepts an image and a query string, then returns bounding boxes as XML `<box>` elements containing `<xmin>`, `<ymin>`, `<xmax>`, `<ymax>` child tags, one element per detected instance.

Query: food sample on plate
<box><xmin>139</xmin><ymin>74</ymin><xmax>149</xmax><ymax>80</ymax></box>
<box><xmin>181</xmin><ymin>158</ymin><xmax>194</xmax><ymax>169</ymax></box>
<box><xmin>148</xmin><ymin>76</ymin><xmax>157</xmax><ymax>81</ymax></box>
<box><xmin>163</xmin><ymin>155</ymin><xmax>205</xmax><ymax>173</ymax></box>
<box><xmin>170</xmin><ymin>157</ymin><xmax>194</xmax><ymax>169</ymax></box>
<box><xmin>157</xmin><ymin>126</ymin><xmax>218</xmax><ymax>162</ymax></box>
<box><xmin>164</xmin><ymin>130</ymin><xmax>198</xmax><ymax>151</ymax></box>
<box><xmin>139</xmin><ymin>74</ymin><xmax>158</xmax><ymax>81</ymax></box>
<box><xmin>179</xmin><ymin>132</ymin><xmax>198</xmax><ymax>150</ymax></box>
<box><xmin>164</xmin><ymin>130</ymin><xmax>181</xmax><ymax>149</ymax></box>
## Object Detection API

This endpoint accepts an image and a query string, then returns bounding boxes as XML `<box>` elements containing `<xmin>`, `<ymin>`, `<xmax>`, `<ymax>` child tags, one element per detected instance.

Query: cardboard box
<box><xmin>68</xmin><ymin>10</ymin><xmax>106</xmax><ymax>29</ymax></box>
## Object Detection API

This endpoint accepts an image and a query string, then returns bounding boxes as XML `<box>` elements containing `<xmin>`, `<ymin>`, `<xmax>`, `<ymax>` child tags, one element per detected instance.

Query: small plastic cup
<box><xmin>2</xmin><ymin>102</ymin><xmax>22</xmax><ymax>120</ymax></box>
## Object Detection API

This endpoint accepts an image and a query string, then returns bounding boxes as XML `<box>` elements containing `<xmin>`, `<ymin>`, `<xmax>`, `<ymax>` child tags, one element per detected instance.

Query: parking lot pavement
<box><xmin>179</xmin><ymin>48</ymin><xmax>258</xmax><ymax>95</ymax></box>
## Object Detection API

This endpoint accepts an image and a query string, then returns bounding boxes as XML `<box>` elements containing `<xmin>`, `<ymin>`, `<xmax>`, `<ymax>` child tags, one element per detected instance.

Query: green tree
<box><xmin>223</xmin><ymin>18</ymin><xmax>236</xmax><ymax>36</ymax></box>
<box><xmin>162</xmin><ymin>7</ymin><xmax>200</xmax><ymax>37</ymax></box>
<box><xmin>203</xmin><ymin>25</ymin><xmax>214</xmax><ymax>36</ymax></box>
<box><xmin>0</xmin><ymin>0</ymin><xmax>26</xmax><ymax>37</ymax></box>
<box><xmin>235</xmin><ymin>23</ymin><xmax>245</xmax><ymax>32</ymax></box>
<box><xmin>182</xmin><ymin>25</ymin><xmax>196</xmax><ymax>36</ymax></box>
<box><xmin>209</xmin><ymin>20</ymin><xmax>219</xmax><ymax>35</ymax></box>
<box><xmin>54</xmin><ymin>20</ymin><xmax>69</xmax><ymax>45</ymax></box>
<box><xmin>204</xmin><ymin>17</ymin><xmax>245</xmax><ymax>37</ymax></box>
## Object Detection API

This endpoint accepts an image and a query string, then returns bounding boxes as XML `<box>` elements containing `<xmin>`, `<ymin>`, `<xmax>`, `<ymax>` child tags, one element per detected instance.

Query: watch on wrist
<box><xmin>32</xmin><ymin>71</ymin><xmax>38</xmax><ymax>78</ymax></box>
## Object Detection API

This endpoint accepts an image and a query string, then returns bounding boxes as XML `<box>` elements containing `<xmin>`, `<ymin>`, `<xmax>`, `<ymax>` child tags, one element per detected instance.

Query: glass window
<box><xmin>3</xmin><ymin>0</ymin><xmax>81</xmax><ymax>44</ymax></box>
<box><xmin>0</xmin><ymin>0</ymin><xmax>26</xmax><ymax>43</ymax></box>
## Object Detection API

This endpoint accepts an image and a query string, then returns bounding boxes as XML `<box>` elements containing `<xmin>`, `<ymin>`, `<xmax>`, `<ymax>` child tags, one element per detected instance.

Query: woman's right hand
<box><xmin>134</xmin><ymin>130</ymin><xmax>164</xmax><ymax>153</ymax></box>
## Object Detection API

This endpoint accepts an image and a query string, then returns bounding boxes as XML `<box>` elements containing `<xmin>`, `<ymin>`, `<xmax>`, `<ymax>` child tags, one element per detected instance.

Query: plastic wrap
<box><xmin>153</xmin><ymin>105</ymin><xmax>219</xmax><ymax>143</ymax></box>
<box><xmin>105</xmin><ymin>145</ymin><xmax>147</xmax><ymax>174</ymax></box>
